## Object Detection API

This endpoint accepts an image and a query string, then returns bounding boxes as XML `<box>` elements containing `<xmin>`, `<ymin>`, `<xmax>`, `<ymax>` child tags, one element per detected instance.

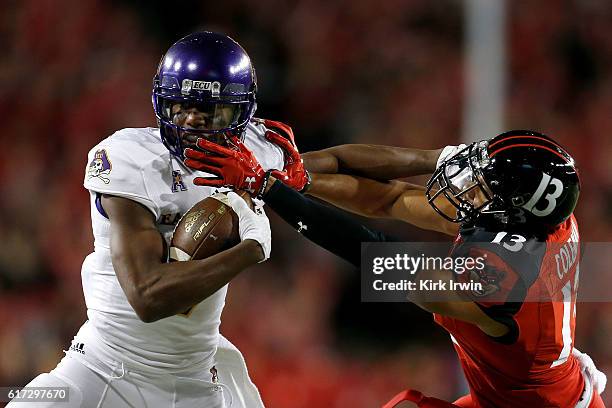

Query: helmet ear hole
<box><xmin>511</xmin><ymin>196</ymin><xmax>525</xmax><ymax>206</ymax></box>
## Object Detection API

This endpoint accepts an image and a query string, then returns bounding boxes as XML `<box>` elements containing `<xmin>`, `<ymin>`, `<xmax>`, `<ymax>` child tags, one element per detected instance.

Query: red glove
<box><xmin>259</xmin><ymin>118</ymin><xmax>297</xmax><ymax>145</ymax></box>
<box><xmin>261</xmin><ymin>119</ymin><xmax>310</xmax><ymax>192</ymax></box>
<box><xmin>184</xmin><ymin>137</ymin><xmax>270</xmax><ymax>196</ymax></box>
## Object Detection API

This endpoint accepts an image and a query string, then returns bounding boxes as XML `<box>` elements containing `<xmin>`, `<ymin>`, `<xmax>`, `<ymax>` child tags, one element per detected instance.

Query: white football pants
<box><xmin>6</xmin><ymin>335</ymin><xmax>264</xmax><ymax>408</ymax></box>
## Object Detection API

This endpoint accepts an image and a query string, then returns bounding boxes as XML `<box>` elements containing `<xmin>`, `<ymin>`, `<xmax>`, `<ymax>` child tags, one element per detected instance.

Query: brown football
<box><xmin>169</xmin><ymin>192</ymin><xmax>253</xmax><ymax>261</ymax></box>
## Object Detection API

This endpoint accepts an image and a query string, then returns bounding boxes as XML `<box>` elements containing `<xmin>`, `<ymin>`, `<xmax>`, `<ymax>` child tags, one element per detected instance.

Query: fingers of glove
<box><xmin>254</xmin><ymin>213</ymin><xmax>271</xmax><ymax>261</ymax></box>
<box><xmin>184</xmin><ymin>147</ymin><xmax>208</xmax><ymax>161</ymax></box>
<box><xmin>193</xmin><ymin>177</ymin><xmax>225</xmax><ymax>187</ymax></box>
<box><xmin>224</xmin><ymin>135</ymin><xmax>245</xmax><ymax>152</ymax></box>
<box><xmin>271</xmin><ymin>169</ymin><xmax>305</xmax><ymax>191</ymax></box>
<box><xmin>184</xmin><ymin>159</ymin><xmax>223</xmax><ymax>175</ymax></box>
<box><xmin>229</xmin><ymin>194</ymin><xmax>271</xmax><ymax>260</ymax></box>
<box><xmin>270</xmin><ymin>169</ymin><xmax>287</xmax><ymax>181</ymax></box>
<box><xmin>184</xmin><ymin>148</ymin><xmax>228</xmax><ymax>167</ymax></box>
<box><xmin>230</xmin><ymin>140</ymin><xmax>266</xmax><ymax>176</ymax></box>
<box><xmin>262</xmin><ymin>119</ymin><xmax>287</xmax><ymax>131</ymax></box>
<box><xmin>264</xmin><ymin>129</ymin><xmax>291</xmax><ymax>148</ymax></box>
<box><xmin>262</xmin><ymin>119</ymin><xmax>295</xmax><ymax>144</ymax></box>
<box><xmin>265</xmin><ymin>131</ymin><xmax>300</xmax><ymax>161</ymax></box>
<box><xmin>225</xmin><ymin>191</ymin><xmax>254</xmax><ymax>216</ymax></box>
<box><xmin>242</xmin><ymin>207</ymin><xmax>271</xmax><ymax>262</ymax></box>
<box><xmin>196</xmin><ymin>137</ymin><xmax>235</xmax><ymax>157</ymax></box>
<box><xmin>233</xmin><ymin>137</ymin><xmax>259</xmax><ymax>160</ymax></box>
<box><xmin>228</xmin><ymin>134</ymin><xmax>242</xmax><ymax>147</ymax></box>
<box><xmin>184</xmin><ymin>149</ymin><xmax>227</xmax><ymax>166</ymax></box>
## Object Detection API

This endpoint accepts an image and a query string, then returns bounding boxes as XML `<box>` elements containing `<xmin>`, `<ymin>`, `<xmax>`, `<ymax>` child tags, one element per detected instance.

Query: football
<box><xmin>169</xmin><ymin>192</ymin><xmax>252</xmax><ymax>261</ymax></box>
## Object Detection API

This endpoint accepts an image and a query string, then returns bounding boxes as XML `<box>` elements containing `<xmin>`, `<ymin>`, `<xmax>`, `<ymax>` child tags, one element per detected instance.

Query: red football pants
<box><xmin>383</xmin><ymin>391</ymin><xmax>606</xmax><ymax>408</ymax></box>
<box><xmin>454</xmin><ymin>393</ymin><xmax>606</xmax><ymax>408</ymax></box>
<box><xmin>381</xmin><ymin>390</ymin><xmax>460</xmax><ymax>408</ymax></box>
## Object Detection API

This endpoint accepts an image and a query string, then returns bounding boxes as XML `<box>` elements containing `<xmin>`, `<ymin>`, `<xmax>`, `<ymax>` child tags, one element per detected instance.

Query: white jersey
<box><xmin>80</xmin><ymin>123</ymin><xmax>283</xmax><ymax>375</ymax></box>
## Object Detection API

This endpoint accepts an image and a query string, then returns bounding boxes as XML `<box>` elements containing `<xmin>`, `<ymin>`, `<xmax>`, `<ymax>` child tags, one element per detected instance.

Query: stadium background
<box><xmin>1</xmin><ymin>0</ymin><xmax>611</xmax><ymax>406</ymax></box>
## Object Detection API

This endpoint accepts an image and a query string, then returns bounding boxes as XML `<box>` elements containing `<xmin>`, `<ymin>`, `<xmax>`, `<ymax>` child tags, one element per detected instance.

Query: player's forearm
<box><xmin>305</xmin><ymin>173</ymin><xmax>458</xmax><ymax>235</ymax></box>
<box><xmin>302</xmin><ymin>145</ymin><xmax>442</xmax><ymax>179</ymax></box>
<box><xmin>407</xmin><ymin>267</ymin><xmax>509</xmax><ymax>337</ymax></box>
<box><xmin>127</xmin><ymin>240</ymin><xmax>261</xmax><ymax>322</ymax></box>
<box><xmin>301</xmin><ymin>149</ymin><xmax>340</xmax><ymax>174</ymax></box>
<box><xmin>306</xmin><ymin>173</ymin><xmax>412</xmax><ymax>218</ymax></box>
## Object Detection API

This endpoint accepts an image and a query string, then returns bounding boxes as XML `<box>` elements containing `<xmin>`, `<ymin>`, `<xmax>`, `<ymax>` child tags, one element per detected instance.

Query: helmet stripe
<box><xmin>489</xmin><ymin>143</ymin><xmax>570</xmax><ymax>162</ymax></box>
<box><xmin>488</xmin><ymin>134</ymin><xmax>565</xmax><ymax>150</ymax></box>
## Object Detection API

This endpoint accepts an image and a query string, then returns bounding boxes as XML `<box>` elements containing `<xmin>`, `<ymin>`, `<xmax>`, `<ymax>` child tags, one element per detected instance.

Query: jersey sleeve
<box><xmin>263</xmin><ymin>181</ymin><xmax>394</xmax><ymax>266</ymax></box>
<box><xmin>453</xmin><ymin>245</ymin><xmax>524</xmax><ymax>306</ymax></box>
<box><xmin>452</xmin><ymin>229</ymin><xmax>547</xmax><ymax>306</ymax></box>
<box><xmin>450</xmin><ymin>237</ymin><xmax>544</xmax><ymax>344</ymax></box>
<box><xmin>83</xmin><ymin>141</ymin><xmax>160</xmax><ymax>219</ymax></box>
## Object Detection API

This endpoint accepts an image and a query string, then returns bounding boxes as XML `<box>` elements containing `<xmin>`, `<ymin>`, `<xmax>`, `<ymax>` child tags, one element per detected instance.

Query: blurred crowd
<box><xmin>0</xmin><ymin>0</ymin><xmax>611</xmax><ymax>406</ymax></box>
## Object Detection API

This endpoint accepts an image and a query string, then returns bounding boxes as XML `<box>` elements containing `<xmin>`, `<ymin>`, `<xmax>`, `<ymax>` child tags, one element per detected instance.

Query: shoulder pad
<box><xmin>84</xmin><ymin>130</ymin><xmax>161</xmax><ymax>218</ymax></box>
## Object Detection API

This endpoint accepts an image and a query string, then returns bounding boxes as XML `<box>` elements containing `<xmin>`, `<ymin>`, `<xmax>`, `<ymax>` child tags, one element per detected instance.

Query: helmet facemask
<box><xmin>153</xmin><ymin>84</ymin><xmax>255</xmax><ymax>159</ymax></box>
<box><xmin>426</xmin><ymin>141</ymin><xmax>500</xmax><ymax>223</ymax></box>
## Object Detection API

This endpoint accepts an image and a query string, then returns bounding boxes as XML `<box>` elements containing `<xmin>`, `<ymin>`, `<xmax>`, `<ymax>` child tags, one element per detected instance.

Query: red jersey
<box><xmin>435</xmin><ymin>215</ymin><xmax>586</xmax><ymax>407</ymax></box>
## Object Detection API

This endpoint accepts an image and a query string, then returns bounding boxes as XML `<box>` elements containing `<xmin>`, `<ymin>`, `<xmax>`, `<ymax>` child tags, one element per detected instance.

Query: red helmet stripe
<box><xmin>489</xmin><ymin>143</ymin><xmax>570</xmax><ymax>162</ymax></box>
<box><xmin>488</xmin><ymin>134</ymin><xmax>564</xmax><ymax>150</ymax></box>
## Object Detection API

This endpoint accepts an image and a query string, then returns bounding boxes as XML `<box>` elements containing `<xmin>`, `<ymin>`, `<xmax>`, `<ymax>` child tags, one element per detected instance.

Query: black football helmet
<box><xmin>426</xmin><ymin>130</ymin><xmax>580</xmax><ymax>230</ymax></box>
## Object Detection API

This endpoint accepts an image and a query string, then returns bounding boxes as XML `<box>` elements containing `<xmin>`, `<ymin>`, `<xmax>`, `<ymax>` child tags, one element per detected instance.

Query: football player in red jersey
<box><xmin>184</xmin><ymin>127</ymin><xmax>606</xmax><ymax>407</ymax></box>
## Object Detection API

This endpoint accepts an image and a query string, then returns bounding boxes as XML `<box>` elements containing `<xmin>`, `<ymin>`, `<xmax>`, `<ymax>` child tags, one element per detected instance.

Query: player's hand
<box><xmin>184</xmin><ymin>136</ymin><xmax>270</xmax><ymax>197</ymax></box>
<box><xmin>225</xmin><ymin>191</ymin><xmax>271</xmax><ymax>262</ymax></box>
<box><xmin>436</xmin><ymin>144</ymin><xmax>467</xmax><ymax>169</ymax></box>
<box><xmin>436</xmin><ymin>143</ymin><xmax>473</xmax><ymax>191</ymax></box>
<box><xmin>261</xmin><ymin>119</ymin><xmax>310</xmax><ymax>193</ymax></box>
<box><xmin>572</xmin><ymin>348</ymin><xmax>607</xmax><ymax>394</ymax></box>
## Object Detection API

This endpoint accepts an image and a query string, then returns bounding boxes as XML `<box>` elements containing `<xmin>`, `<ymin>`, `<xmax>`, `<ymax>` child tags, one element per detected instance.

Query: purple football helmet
<box><xmin>152</xmin><ymin>31</ymin><xmax>257</xmax><ymax>159</ymax></box>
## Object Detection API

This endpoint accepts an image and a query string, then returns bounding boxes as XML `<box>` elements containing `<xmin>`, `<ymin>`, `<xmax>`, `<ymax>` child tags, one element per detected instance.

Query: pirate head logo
<box><xmin>181</xmin><ymin>79</ymin><xmax>193</xmax><ymax>95</ymax></box>
<box><xmin>87</xmin><ymin>149</ymin><xmax>112</xmax><ymax>184</ymax></box>
<box><xmin>211</xmin><ymin>81</ymin><xmax>221</xmax><ymax>97</ymax></box>
<box><xmin>172</xmin><ymin>170</ymin><xmax>188</xmax><ymax>193</ymax></box>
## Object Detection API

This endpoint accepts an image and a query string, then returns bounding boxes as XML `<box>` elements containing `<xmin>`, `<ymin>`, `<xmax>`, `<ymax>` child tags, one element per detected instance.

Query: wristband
<box><xmin>299</xmin><ymin>170</ymin><xmax>312</xmax><ymax>194</ymax></box>
<box><xmin>256</xmin><ymin>170</ymin><xmax>275</xmax><ymax>199</ymax></box>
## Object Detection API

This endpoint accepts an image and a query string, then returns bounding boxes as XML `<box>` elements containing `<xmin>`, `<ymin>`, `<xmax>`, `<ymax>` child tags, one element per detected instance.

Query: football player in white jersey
<box><xmin>8</xmin><ymin>32</ymin><xmax>287</xmax><ymax>408</ymax></box>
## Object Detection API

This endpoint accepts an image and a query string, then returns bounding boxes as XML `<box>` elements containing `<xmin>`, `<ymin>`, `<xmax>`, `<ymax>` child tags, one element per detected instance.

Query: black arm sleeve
<box><xmin>263</xmin><ymin>181</ymin><xmax>395</xmax><ymax>267</ymax></box>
